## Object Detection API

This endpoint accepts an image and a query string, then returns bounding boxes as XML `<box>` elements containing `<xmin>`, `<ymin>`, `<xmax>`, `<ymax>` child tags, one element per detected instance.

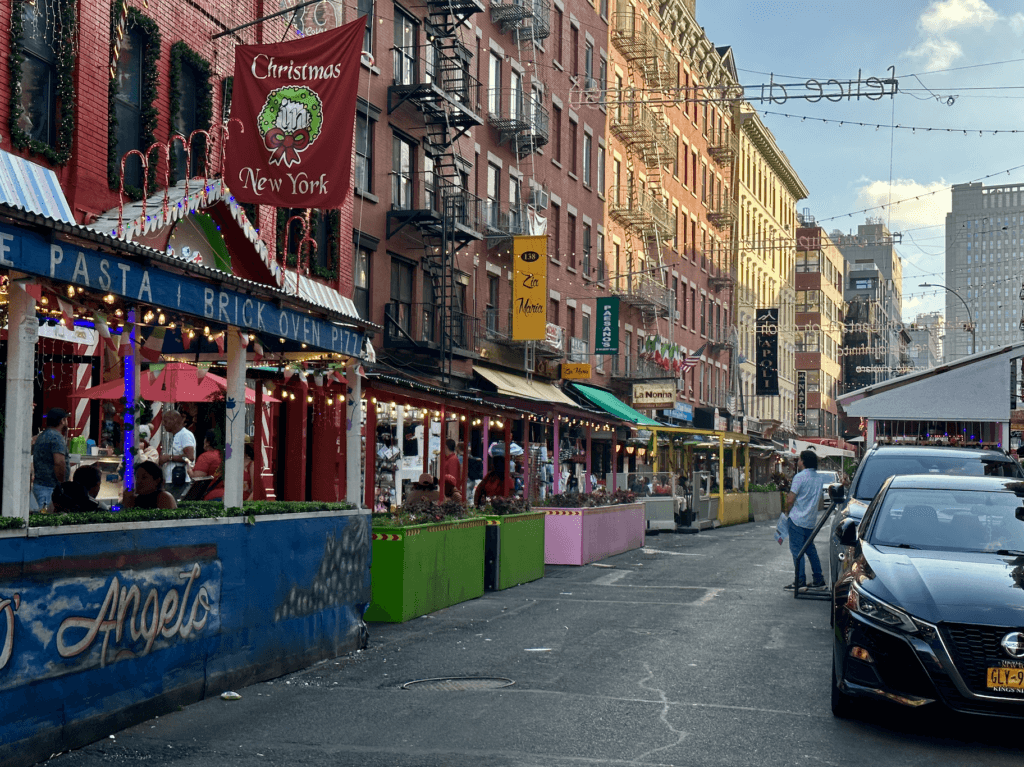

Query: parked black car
<box><xmin>828</xmin><ymin>445</ymin><xmax>1024</xmax><ymax>585</ymax></box>
<box><xmin>831</xmin><ymin>474</ymin><xmax>1024</xmax><ymax>718</ymax></box>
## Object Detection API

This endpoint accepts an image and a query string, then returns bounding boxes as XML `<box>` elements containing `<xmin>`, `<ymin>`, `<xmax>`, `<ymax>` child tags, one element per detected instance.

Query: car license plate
<box><xmin>987</xmin><ymin>667</ymin><xmax>1024</xmax><ymax>690</ymax></box>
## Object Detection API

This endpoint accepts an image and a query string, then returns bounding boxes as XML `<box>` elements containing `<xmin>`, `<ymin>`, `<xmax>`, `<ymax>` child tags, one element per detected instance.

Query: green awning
<box><xmin>570</xmin><ymin>383</ymin><xmax>664</xmax><ymax>427</ymax></box>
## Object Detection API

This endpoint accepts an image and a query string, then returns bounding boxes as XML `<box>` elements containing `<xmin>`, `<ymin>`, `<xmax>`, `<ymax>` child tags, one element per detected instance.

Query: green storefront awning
<box><xmin>570</xmin><ymin>383</ymin><xmax>664</xmax><ymax>427</ymax></box>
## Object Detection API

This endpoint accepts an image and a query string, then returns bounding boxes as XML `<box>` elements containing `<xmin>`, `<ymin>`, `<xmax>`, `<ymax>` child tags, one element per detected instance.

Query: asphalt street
<box><xmin>47</xmin><ymin>521</ymin><xmax>1024</xmax><ymax>767</ymax></box>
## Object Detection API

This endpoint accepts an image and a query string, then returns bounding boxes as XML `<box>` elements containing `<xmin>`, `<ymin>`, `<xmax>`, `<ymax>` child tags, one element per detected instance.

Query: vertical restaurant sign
<box><xmin>756</xmin><ymin>307</ymin><xmax>780</xmax><ymax>396</ymax></box>
<box><xmin>797</xmin><ymin>371</ymin><xmax>807</xmax><ymax>425</ymax></box>
<box><xmin>595</xmin><ymin>296</ymin><xmax>619</xmax><ymax>354</ymax></box>
<box><xmin>225</xmin><ymin>17</ymin><xmax>366</xmax><ymax>208</ymax></box>
<box><xmin>512</xmin><ymin>235</ymin><xmax>547</xmax><ymax>340</ymax></box>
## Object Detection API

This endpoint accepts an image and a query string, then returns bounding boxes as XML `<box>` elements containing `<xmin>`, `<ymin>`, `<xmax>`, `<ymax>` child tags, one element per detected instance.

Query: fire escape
<box><xmin>386</xmin><ymin>0</ymin><xmax>486</xmax><ymax>384</ymax></box>
<box><xmin>484</xmin><ymin>0</ymin><xmax>556</xmax><ymax>372</ymax></box>
<box><xmin>608</xmin><ymin>4</ymin><xmax>675</xmax><ymax>323</ymax></box>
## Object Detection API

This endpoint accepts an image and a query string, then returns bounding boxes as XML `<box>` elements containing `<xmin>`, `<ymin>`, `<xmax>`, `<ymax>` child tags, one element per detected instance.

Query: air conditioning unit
<box><xmin>529</xmin><ymin>186</ymin><xmax>550</xmax><ymax>210</ymax></box>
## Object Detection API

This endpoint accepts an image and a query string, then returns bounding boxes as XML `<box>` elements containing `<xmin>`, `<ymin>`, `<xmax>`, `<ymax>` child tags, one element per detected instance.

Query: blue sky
<box><xmin>698</xmin><ymin>0</ymin><xmax>1024</xmax><ymax>320</ymax></box>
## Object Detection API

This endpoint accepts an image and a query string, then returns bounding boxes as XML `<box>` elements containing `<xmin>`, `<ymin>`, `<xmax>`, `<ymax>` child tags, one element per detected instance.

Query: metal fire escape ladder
<box><xmin>384</xmin><ymin>0</ymin><xmax>484</xmax><ymax>385</ymax></box>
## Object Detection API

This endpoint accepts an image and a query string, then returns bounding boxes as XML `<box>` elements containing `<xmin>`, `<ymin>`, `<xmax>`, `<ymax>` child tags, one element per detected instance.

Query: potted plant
<box><xmin>479</xmin><ymin>497</ymin><xmax>545</xmax><ymax>591</ymax></box>
<box><xmin>365</xmin><ymin>499</ymin><xmax>487</xmax><ymax>623</ymax></box>
<box><xmin>535</xmin><ymin>489</ymin><xmax>645</xmax><ymax>566</ymax></box>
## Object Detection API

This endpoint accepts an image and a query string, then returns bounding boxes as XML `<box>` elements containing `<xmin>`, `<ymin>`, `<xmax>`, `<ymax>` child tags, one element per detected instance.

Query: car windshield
<box><xmin>853</xmin><ymin>455</ymin><xmax>1023</xmax><ymax>501</ymax></box>
<box><xmin>818</xmin><ymin>471</ymin><xmax>839</xmax><ymax>484</ymax></box>
<box><xmin>869</xmin><ymin>488</ymin><xmax>1024</xmax><ymax>553</ymax></box>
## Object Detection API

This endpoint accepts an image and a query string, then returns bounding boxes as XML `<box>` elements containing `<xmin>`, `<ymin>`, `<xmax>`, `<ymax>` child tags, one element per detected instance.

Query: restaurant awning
<box><xmin>475</xmin><ymin>367</ymin><xmax>577</xmax><ymax>407</ymax></box>
<box><xmin>0</xmin><ymin>149</ymin><xmax>75</xmax><ymax>224</ymax></box>
<box><xmin>569</xmin><ymin>383</ymin><xmax>663</xmax><ymax>426</ymax></box>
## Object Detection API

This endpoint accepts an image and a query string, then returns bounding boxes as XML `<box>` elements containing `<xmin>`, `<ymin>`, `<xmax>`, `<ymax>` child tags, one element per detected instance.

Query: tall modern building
<box><xmin>945</xmin><ymin>182</ymin><xmax>1024</xmax><ymax>360</ymax></box>
<box><xmin>835</xmin><ymin>219</ymin><xmax>904</xmax><ymax>382</ymax></box>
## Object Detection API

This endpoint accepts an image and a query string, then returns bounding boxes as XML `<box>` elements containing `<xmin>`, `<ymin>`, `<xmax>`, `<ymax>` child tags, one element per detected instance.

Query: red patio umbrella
<box><xmin>72</xmin><ymin>363</ymin><xmax>280</xmax><ymax>404</ymax></box>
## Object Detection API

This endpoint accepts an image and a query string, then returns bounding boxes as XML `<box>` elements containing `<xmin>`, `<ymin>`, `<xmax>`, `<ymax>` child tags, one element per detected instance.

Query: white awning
<box><xmin>0</xmin><ymin>150</ymin><xmax>75</xmax><ymax>224</ymax></box>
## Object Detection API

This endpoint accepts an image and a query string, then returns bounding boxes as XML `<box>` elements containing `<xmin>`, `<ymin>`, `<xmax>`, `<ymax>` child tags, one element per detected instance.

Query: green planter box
<box><xmin>366</xmin><ymin>518</ymin><xmax>486</xmax><ymax>622</ymax></box>
<box><xmin>483</xmin><ymin>511</ymin><xmax>546</xmax><ymax>591</ymax></box>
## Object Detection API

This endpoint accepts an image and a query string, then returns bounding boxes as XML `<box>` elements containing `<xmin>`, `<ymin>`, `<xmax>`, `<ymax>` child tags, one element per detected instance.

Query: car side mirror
<box><xmin>834</xmin><ymin>518</ymin><xmax>858</xmax><ymax>547</ymax></box>
<box><xmin>828</xmin><ymin>483</ymin><xmax>846</xmax><ymax>502</ymax></box>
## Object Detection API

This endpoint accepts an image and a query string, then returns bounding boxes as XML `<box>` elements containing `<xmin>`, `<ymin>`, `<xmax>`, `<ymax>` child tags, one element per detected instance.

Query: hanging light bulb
<box><xmin>103</xmin><ymin>293</ymin><xmax>116</xmax><ymax>304</ymax></box>
<box><xmin>143</xmin><ymin>310</ymin><xmax>155</xmax><ymax>323</ymax></box>
<box><xmin>66</xmin><ymin>285</ymin><xmax>75</xmax><ymax>298</ymax></box>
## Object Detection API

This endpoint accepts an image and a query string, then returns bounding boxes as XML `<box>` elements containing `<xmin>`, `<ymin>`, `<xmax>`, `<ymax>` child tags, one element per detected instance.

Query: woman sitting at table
<box><xmin>122</xmin><ymin>460</ymin><xmax>177</xmax><ymax>510</ymax></box>
<box><xmin>187</xmin><ymin>429</ymin><xmax>222</xmax><ymax>481</ymax></box>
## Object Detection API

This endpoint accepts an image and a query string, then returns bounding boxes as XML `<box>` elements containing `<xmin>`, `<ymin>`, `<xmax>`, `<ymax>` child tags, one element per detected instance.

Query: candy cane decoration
<box><xmin>260</xmin><ymin>395</ymin><xmax>275</xmax><ymax>500</ymax></box>
<box><xmin>72</xmin><ymin>334</ymin><xmax>101</xmax><ymax>440</ymax></box>
<box><xmin>118</xmin><ymin>149</ymin><xmax>148</xmax><ymax>238</ymax></box>
<box><xmin>286</xmin><ymin>210</ymin><xmax>317</xmax><ymax>289</ymax></box>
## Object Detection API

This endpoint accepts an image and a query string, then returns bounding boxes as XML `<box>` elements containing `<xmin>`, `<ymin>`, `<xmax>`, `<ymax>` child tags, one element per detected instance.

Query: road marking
<box><xmin>641</xmin><ymin>547</ymin><xmax>705</xmax><ymax>556</ymax></box>
<box><xmin>593</xmin><ymin>570</ymin><xmax>631</xmax><ymax>586</ymax></box>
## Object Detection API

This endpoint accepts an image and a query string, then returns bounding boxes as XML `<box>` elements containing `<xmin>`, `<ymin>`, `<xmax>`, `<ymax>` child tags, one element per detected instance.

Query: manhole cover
<box><xmin>401</xmin><ymin>677</ymin><xmax>515</xmax><ymax>691</ymax></box>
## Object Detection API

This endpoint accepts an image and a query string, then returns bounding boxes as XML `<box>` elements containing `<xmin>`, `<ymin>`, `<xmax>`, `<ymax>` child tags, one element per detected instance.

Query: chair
<box><xmin>179</xmin><ymin>477</ymin><xmax>215</xmax><ymax>502</ymax></box>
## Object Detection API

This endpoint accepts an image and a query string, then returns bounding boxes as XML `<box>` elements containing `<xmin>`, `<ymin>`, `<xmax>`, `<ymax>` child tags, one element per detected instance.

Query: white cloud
<box><xmin>904</xmin><ymin>0</ymin><xmax>1015</xmax><ymax>70</ymax></box>
<box><xmin>853</xmin><ymin>178</ymin><xmax>951</xmax><ymax>233</ymax></box>
<box><xmin>919</xmin><ymin>0</ymin><xmax>997</xmax><ymax>33</ymax></box>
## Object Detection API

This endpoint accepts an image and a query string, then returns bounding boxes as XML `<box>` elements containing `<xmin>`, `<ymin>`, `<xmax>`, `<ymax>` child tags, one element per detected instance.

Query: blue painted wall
<box><xmin>0</xmin><ymin>512</ymin><xmax>370</xmax><ymax>766</ymax></box>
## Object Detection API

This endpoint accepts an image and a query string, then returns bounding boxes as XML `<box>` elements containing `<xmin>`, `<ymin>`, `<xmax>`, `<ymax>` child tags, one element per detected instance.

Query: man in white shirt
<box><xmin>159</xmin><ymin>410</ymin><xmax>196</xmax><ymax>499</ymax></box>
<box><xmin>784</xmin><ymin>449</ymin><xmax>826</xmax><ymax>591</ymax></box>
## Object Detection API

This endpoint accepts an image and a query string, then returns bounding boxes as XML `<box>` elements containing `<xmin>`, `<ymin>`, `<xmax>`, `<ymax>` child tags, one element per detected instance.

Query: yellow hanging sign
<box><xmin>561</xmin><ymin>363</ymin><xmax>592</xmax><ymax>379</ymax></box>
<box><xmin>512</xmin><ymin>235</ymin><xmax>548</xmax><ymax>340</ymax></box>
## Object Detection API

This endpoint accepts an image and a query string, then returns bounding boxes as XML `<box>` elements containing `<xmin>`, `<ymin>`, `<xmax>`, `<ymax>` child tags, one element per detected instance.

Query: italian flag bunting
<box><xmin>140</xmin><ymin>326</ymin><xmax>166</xmax><ymax>363</ymax></box>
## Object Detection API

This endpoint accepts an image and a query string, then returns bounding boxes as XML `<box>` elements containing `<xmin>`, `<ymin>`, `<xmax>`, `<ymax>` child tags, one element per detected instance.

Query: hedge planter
<box><xmin>720</xmin><ymin>493</ymin><xmax>750</xmax><ymax>527</ymax></box>
<box><xmin>538</xmin><ymin>503</ymin><xmax>645</xmax><ymax>566</ymax></box>
<box><xmin>366</xmin><ymin>518</ymin><xmax>486</xmax><ymax>622</ymax></box>
<box><xmin>483</xmin><ymin>512</ymin><xmax>546</xmax><ymax>591</ymax></box>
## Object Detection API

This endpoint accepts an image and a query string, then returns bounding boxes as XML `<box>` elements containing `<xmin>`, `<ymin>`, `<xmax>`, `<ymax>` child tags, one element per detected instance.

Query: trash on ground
<box><xmin>591</xmin><ymin>563</ymin><xmax>615</xmax><ymax>568</ymax></box>
<box><xmin>220</xmin><ymin>691</ymin><xmax>242</xmax><ymax>700</ymax></box>
<box><xmin>524</xmin><ymin>648</ymin><xmax>552</xmax><ymax>652</ymax></box>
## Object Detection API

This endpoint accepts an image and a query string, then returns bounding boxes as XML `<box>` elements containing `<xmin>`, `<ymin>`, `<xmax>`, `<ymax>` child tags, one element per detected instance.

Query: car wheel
<box><xmin>831</xmin><ymin>653</ymin><xmax>856</xmax><ymax>719</ymax></box>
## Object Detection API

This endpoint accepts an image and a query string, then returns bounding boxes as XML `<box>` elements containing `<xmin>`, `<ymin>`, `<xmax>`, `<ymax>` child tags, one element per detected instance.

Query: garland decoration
<box><xmin>168</xmin><ymin>41</ymin><xmax>213</xmax><ymax>180</ymax></box>
<box><xmin>107</xmin><ymin>6</ymin><xmax>161</xmax><ymax>199</ymax></box>
<box><xmin>8</xmin><ymin>0</ymin><xmax>77</xmax><ymax>165</ymax></box>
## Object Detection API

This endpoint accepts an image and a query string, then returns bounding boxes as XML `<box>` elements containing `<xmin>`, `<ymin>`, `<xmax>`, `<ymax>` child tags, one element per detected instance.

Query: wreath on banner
<box><xmin>257</xmin><ymin>86</ymin><xmax>324</xmax><ymax>167</ymax></box>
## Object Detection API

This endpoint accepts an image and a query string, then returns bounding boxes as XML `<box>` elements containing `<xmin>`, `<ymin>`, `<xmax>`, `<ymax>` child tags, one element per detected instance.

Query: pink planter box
<box><xmin>538</xmin><ymin>503</ymin><xmax>646</xmax><ymax>565</ymax></box>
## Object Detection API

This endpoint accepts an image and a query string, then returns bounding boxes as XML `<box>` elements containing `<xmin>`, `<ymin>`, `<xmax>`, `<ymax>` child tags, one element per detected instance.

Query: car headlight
<box><xmin>846</xmin><ymin>583</ymin><xmax>918</xmax><ymax>633</ymax></box>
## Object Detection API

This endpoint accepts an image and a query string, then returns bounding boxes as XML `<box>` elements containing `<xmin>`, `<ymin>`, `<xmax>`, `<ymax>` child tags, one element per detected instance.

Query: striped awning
<box><xmin>0</xmin><ymin>150</ymin><xmax>75</xmax><ymax>224</ymax></box>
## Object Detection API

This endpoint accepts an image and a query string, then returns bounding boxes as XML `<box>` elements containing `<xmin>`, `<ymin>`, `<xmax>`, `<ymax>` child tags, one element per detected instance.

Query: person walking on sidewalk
<box><xmin>784</xmin><ymin>449</ymin><xmax>825</xmax><ymax>592</ymax></box>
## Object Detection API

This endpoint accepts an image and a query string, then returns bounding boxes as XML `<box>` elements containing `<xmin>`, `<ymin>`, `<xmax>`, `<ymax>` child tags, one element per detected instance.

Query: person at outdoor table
<box><xmin>188</xmin><ymin>430</ymin><xmax>222</xmax><ymax>480</ymax></box>
<box><xmin>122</xmin><ymin>460</ymin><xmax>177</xmax><ymax>510</ymax></box>
<box><xmin>474</xmin><ymin>460</ymin><xmax>507</xmax><ymax>507</ymax></box>
<box><xmin>32</xmin><ymin>407</ymin><xmax>70</xmax><ymax>510</ymax></box>
<box><xmin>443</xmin><ymin>439</ymin><xmax>460</xmax><ymax>485</ymax></box>
<box><xmin>442</xmin><ymin>474</ymin><xmax>463</xmax><ymax>504</ymax></box>
<box><xmin>50</xmin><ymin>481</ymin><xmax>104</xmax><ymax>514</ymax></box>
<box><xmin>405</xmin><ymin>473</ymin><xmax>439</xmax><ymax>506</ymax></box>
<box><xmin>159</xmin><ymin>409</ymin><xmax>196</xmax><ymax>498</ymax></box>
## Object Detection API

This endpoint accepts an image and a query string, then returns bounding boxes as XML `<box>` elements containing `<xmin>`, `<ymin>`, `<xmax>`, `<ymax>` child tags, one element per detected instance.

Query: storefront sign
<box><xmin>544</xmin><ymin>322</ymin><xmax>564</xmax><ymax>351</ymax></box>
<box><xmin>225</xmin><ymin>18</ymin><xmax>366</xmax><ymax>208</ymax></box>
<box><xmin>0</xmin><ymin>223</ymin><xmax>363</xmax><ymax>355</ymax></box>
<box><xmin>594</xmin><ymin>296</ymin><xmax>619</xmax><ymax>354</ymax></box>
<box><xmin>561</xmin><ymin>363</ymin><xmax>591</xmax><ymax>380</ymax></box>
<box><xmin>632</xmin><ymin>380</ymin><xmax>676</xmax><ymax>406</ymax></box>
<box><xmin>797</xmin><ymin>371</ymin><xmax>807</xmax><ymax>426</ymax></box>
<box><xmin>662</xmin><ymin>404</ymin><xmax>693</xmax><ymax>422</ymax></box>
<box><xmin>512</xmin><ymin>235</ymin><xmax>547</xmax><ymax>340</ymax></box>
<box><xmin>756</xmin><ymin>307</ymin><xmax>779</xmax><ymax>396</ymax></box>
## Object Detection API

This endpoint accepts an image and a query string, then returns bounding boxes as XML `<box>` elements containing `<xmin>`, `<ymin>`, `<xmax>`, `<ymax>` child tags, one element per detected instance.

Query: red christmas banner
<box><xmin>225</xmin><ymin>17</ymin><xmax>367</xmax><ymax>208</ymax></box>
